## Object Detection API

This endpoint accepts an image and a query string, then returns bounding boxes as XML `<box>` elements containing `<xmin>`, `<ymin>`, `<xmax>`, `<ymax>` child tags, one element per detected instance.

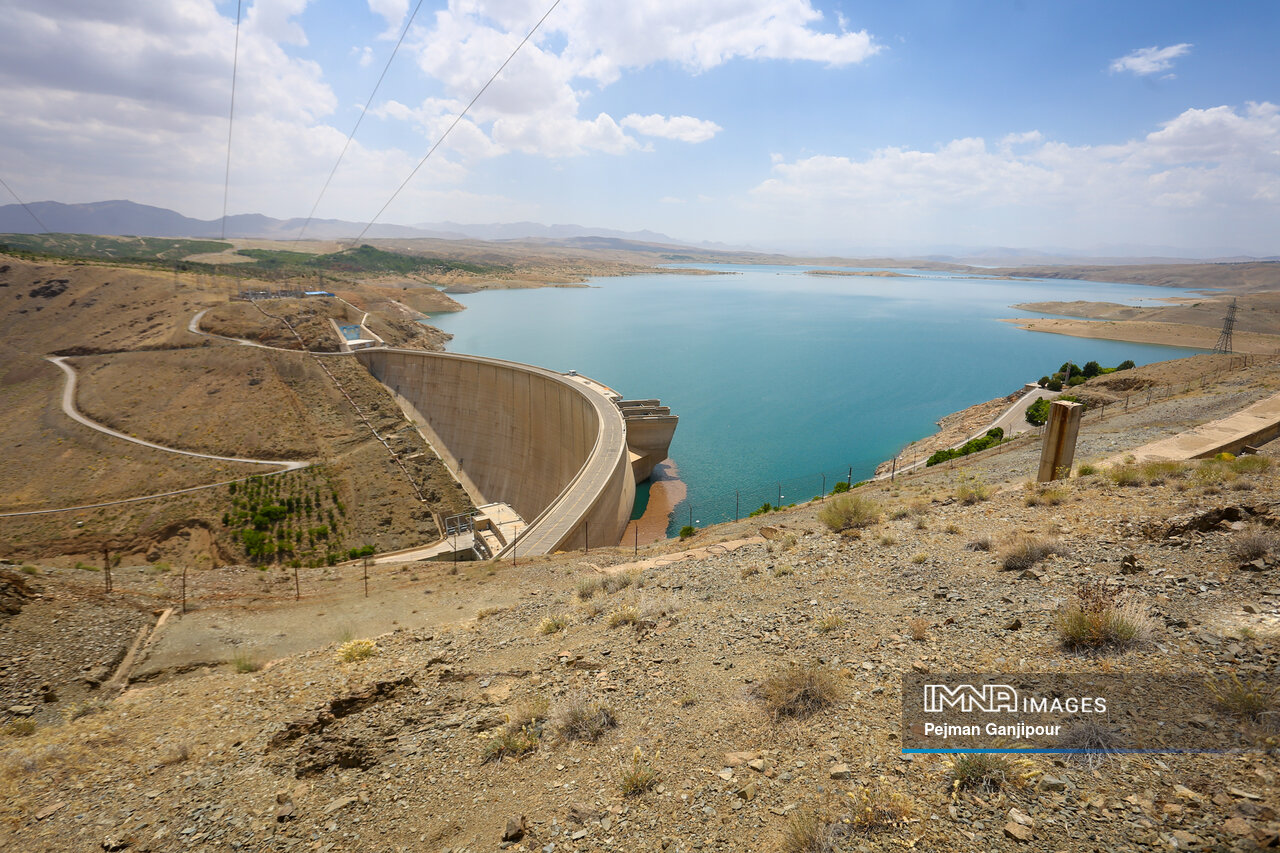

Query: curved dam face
<box><xmin>356</xmin><ymin>348</ymin><xmax>666</xmax><ymax>556</ymax></box>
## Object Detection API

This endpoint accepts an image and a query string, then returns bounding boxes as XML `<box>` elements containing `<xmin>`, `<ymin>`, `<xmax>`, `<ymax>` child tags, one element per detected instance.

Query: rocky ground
<box><xmin>2</xmin><ymin>389</ymin><xmax>1277</xmax><ymax>852</ymax></box>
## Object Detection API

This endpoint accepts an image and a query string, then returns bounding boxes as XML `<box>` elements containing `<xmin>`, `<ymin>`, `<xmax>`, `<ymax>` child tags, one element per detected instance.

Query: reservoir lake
<box><xmin>425</xmin><ymin>265</ymin><xmax>1203</xmax><ymax>534</ymax></box>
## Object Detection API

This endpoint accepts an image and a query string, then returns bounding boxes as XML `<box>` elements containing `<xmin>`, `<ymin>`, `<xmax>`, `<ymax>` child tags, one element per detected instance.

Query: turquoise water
<box><xmin>426</xmin><ymin>265</ymin><xmax>1203</xmax><ymax>533</ymax></box>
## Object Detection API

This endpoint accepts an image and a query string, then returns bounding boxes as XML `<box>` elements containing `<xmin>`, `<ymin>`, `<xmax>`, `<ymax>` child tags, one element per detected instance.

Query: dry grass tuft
<box><xmin>907</xmin><ymin>617</ymin><xmax>929</xmax><ymax>642</ymax></box>
<box><xmin>949</xmin><ymin>754</ymin><xmax>1023</xmax><ymax>793</ymax></box>
<box><xmin>955</xmin><ymin>479</ymin><xmax>991</xmax><ymax>505</ymax></box>
<box><xmin>1209</xmin><ymin>672</ymin><xmax>1277</xmax><ymax>721</ymax></box>
<box><xmin>817</xmin><ymin>611</ymin><xmax>845</xmax><ymax>633</ymax></box>
<box><xmin>606</xmin><ymin>605</ymin><xmax>640</xmax><ymax>628</ymax></box>
<box><xmin>758</xmin><ymin>664</ymin><xmax>841</xmax><ymax>721</ymax></box>
<box><xmin>1000</xmin><ymin>535</ymin><xmax>1063</xmax><ymax>571</ymax></box>
<box><xmin>819</xmin><ymin>494</ymin><xmax>881</xmax><ymax>532</ymax></box>
<box><xmin>964</xmin><ymin>535</ymin><xmax>992</xmax><ymax>552</ymax></box>
<box><xmin>1055</xmin><ymin>580</ymin><xmax>1152</xmax><ymax>651</ymax></box>
<box><xmin>1229</xmin><ymin>528</ymin><xmax>1278</xmax><ymax>563</ymax></box>
<box><xmin>576</xmin><ymin>576</ymin><xmax>602</xmax><ymax>600</ymax></box>
<box><xmin>552</xmin><ymin>694</ymin><xmax>618</xmax><ymax>743</ymax></box>
<box><xmin>617</xmin><ymin>746</ymin><xmax>660</xmax><ymax>796</ymax></box>
<box><xmin>538</xmin><ymin>614</ymin><xmax>569</xmax><ymax>635</ymax></box>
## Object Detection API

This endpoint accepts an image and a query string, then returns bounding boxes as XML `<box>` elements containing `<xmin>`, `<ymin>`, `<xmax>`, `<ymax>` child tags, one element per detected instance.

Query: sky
<box><xmin>0</xmin><ymin>0</ymin><xmax>1277</xmax><ymax>256</ymax></box>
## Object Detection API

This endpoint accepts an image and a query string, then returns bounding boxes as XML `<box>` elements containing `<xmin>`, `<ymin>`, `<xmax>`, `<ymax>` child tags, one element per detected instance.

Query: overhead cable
<box><xmin>0</xmin><ymin>176</ymin><xmax>50</xmax><ymax>233</ymax></box>
<box><xmin>220</xmin><ymin>0</ymin><xmax>244</xmax><ymax>240</ymax></box>
<box><xmin>295</xmin><ymin>0</ymin><xmax>428</xmax><ymax>242</ymax></box>
<box><xmin>354</xmin><ymin>0</ymin><xmax>563</xmax><ymax>242</ymax></box>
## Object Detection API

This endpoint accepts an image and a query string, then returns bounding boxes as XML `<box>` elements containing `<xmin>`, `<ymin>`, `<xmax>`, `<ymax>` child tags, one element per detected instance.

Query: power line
<box><xmin>295</xmin><ymin>0</ymin><xmax>428</xmax><ymax>243</ymax></box>
<box><xmin>0</xmin><ymin>176</ymin><xmax>49</xmax><ymax>233</ymax></box>
<box><xmin>354</xmin><ymin>0</ymin><xmax>564</xmax><ymax>243</ymax></box>
<box><xmin>220</xmin><ymin>0</ymin><xmax>244</xmax><ymax>241</ymax></box>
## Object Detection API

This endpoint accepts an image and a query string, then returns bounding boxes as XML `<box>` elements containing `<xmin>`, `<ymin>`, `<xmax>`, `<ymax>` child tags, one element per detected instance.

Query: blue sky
<box><xmin>1</xmin><ymin>1</ymin><xmax>1277</xmax><ymax>255</ymax></box>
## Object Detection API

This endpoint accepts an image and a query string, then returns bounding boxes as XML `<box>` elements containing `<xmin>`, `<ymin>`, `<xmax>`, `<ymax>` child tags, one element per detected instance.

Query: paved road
<box><xmin>188</xmin><ymin>307</ymin><xmax>351</xmax><ymax>356</ymax></box>
<box><xmin>47</xmin><ymin>356</ymin><xmax>309</xmax><ymax>470</ymax></box>
<box><xmin>877</xmin><ymin>383</ymin><xmax>1053</xmax><ymax>480</ymax></box>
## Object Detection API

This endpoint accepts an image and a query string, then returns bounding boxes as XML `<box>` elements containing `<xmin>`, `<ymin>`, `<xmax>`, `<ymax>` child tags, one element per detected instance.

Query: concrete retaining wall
<box><xmin>355</xmin><ymin>348</ymin><xmax>633</xmax><ymax>555</ymax></box>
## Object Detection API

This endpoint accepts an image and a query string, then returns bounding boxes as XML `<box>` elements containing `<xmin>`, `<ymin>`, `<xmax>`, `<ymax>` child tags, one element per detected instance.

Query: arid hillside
<box><xmin>1</xmin><ymin>350</ymin><xmax>1277</xmax><ymax>852</ymax></box>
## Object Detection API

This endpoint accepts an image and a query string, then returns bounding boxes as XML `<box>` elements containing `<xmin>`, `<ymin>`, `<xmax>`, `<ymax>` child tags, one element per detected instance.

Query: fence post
<box><xmin>293</xmin><ymin>564</ymin><xmax>300</xmax><ymax>601</ymax></box>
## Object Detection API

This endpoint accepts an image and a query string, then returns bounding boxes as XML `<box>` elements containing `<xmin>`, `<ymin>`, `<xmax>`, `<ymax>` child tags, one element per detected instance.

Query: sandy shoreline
<box><xmin>1001</xmin><ymin>317</ymin><xmax>1280</xmax><ymax>354</ymax></box>
<box><xmin>623</xmin><ymin>459</ymin><xmax>686</xmax><ymax>546</ymax></box>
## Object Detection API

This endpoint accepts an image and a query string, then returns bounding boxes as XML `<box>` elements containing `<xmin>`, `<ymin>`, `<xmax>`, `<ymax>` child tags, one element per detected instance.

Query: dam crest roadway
<box><xmin>356</xmin><ymin>347</ymin><xmax>676</xmax><ymax>559</ymax></box>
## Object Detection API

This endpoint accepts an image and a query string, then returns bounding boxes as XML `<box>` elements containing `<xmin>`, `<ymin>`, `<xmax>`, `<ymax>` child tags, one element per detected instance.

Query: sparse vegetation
<box><xmin>482</xmin><ymin>700</ymin><xmax>548</xmax><ymax>763</ymax></box>
<box><xmin>607</xmin><ymin>605</ymin><xmax>640</xmax><ymax>628</ymax></box>
<box><xmin>817</xmin><ymin>611</ymin><xmax>845</xmax><ymax>633</ymax></box>
<box><xmin>538</xmin><ymin>614</ymin><xmax>569</xmax><ymax>635</ymax></box>
<box><xmin>336</xmin><ymin>638</ymin><xmax>378</xmax><ymax>663</ymax></box>
<box><xmin>68</xmin><ymin>700</ymin><xmax>109</xmax><ymax>721</ymax></box>
<box><xmin>955</xmin><ymin>478</ymin><xmax>991</xmax><ymax>505</ymax></box>
<box><xmin>927</xmin><ymin>427</ymin><xmax>1004</xmax><ymax>466</ymax></box>
<box><xmin>1056</xmin><ymin>580</ymin><xmax>1152</xmax><ymax>650</ymax></box>
<box><xmin>740</xmin><ymin>564</ymin><xmax>760</xmax><ymax>578</ymax></box>
<box><xmin>552</xmin><ymin>695</ymin><xmax>618</xmax><ymax>742</ymax></box>
<box><xmin>949</xmin><ymin>753</ymin><xmax>1021</xmax><ymax>793</ymax></box>
<box><xmin>618</xmin><ymin>746</ymin><xmax>660</xmax><ymax>796</ymax></box>
<box><xmin>773</xmin><ymin>564</ymin><xmax>794</xmax><ymax>577</ymax></box>
<box><xmin>1209</xmin><ymin>672</ymin><xmax>1276</xmax><ymax>721</ymax></box>
<box><xmin>576</xmin><ymin>576</ymin><xmax>602</xmax><ymax>600</ymax></box>
<box><xmin>758</xmin><ymin>664</ymin><xmax>841</xmax><ymax>720</ymax></box>
<box><xmin>1229</xmin><ymin>528</ymin><xmax>1278</xmax><ymax>562</ymax></box>
<box><xmin>964</xmin><ymin>535</ymin><xmax>992</xmax><ymax>552</ymax></box>
<box><xmin>908</xmin><ymin>617</ymin><xmax>929</xmax><ymax>641</ymax></box>
<box><xmin>844</xmin><ymin>780</ymin><xmax>916</xmax><ymax>833</ymax></box>
<box><xmin>678</xmin><ymin>525</ymin><xmax>695</xmax><ymax>540</ymax></box>
<box><xmin>910</xmin><ymin>552</ymin><xmax>928</xmax><ymax>564</ymax></box>
<box><xmin>1025</xmin><ymin>484</ymin><xmax>1067</xmax><ymax>506</ymax></box>
<box><xmin>1001</xmin><ymin>535</ymin><xmax>1063</xmax><ymax>571</ymax></box>
<box><xmin>231</xmin><ymin>650</ymin><xmax>262</xmax><ymax>673</ymax></box>
<box><xmin>1</xmin><ymin>719</ymin><xmax>36</xmax><ymax>738</ymax></box>
<box><xmin>819</xmin><ymin>494</ymin><xmax>881</xmax><ymax>532</ymax></box>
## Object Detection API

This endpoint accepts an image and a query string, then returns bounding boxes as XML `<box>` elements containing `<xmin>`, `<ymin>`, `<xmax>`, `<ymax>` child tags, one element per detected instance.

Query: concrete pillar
<box><xmin>1037</xmin><ymin>400</ymin><xmax>1083</xmax><ymax>482</ymax></box>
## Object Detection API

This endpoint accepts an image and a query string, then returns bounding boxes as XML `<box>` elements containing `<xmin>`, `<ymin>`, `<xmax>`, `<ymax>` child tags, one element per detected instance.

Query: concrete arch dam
<box><xmin>355</xmin><ymin>348</ymin><xmax>676</xmax><ymax>557</ymax></box>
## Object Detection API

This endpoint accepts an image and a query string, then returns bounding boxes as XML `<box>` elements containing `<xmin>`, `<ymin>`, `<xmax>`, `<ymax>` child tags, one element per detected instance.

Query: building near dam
<box><xmin>355</xmin><ymin>348</ymin><xmax>676</xmax><ymax>558</ymax></box>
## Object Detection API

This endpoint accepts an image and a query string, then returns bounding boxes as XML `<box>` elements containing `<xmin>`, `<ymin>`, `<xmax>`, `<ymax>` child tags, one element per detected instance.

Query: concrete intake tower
<box><xmin>355</xmin><ymin>348</ymin><xmax>677</xmax><ymax>557</ymax></box>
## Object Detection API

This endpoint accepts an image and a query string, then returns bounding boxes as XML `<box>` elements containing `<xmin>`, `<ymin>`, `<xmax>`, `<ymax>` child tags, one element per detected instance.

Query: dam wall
<box><xmin>355</xmin><ymin>348</ymin><xmax>635</xmax><ymax>555</ymax></box>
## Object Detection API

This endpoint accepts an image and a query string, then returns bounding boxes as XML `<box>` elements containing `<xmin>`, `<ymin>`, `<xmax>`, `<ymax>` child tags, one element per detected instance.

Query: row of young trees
<box><xmin>1037</xmin><ymin>358</ymin><xmax>1135</xmax><ymax>392</ymax></box>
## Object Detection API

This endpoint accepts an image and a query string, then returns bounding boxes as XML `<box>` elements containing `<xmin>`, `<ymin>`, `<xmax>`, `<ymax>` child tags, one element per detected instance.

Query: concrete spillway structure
<box><xmin>355</xmin><ymin>348</ymin><xmax>676</xmax><ymax>557</ymax></box>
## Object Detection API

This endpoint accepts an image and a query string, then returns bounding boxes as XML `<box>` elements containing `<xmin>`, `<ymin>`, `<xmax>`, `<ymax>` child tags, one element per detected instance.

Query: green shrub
<box><xmin>819</xmin><ymin>494</ymin><xmax>881</xmax><ymax>531</ymax></box>
<box><xmin>678</xmin><ymin>525</ymin><xmax>695</xmax><ymax>540</ymax></box>
<box><xmin>955</xmin><ymin>479</ymin><xmax>991</xmax><ymax>505</ymax></box>
<box><xmin>748</xmin><ymin>502</ymin><xmax>774</xmax><ymax>517</ymax></box>
<box><xmin>1046</xmin><ymin>378</ymin><xmax>1063</xmax><ymax>391</ymax></box>
<box><xmin>1068</xmin><ymin>375</ymin><xmax>1087</xmax><ymax>386</ymax></box>
<box><xmin>830</xmin><ymin>480</ymin><xmax>850</xmax><ymax>494</ymax></box>
<box><xmin>1083</xmin><ymin>360</ymin><xmax>1102</xmax><ymax>378</ymax></box>
<box><xmin>1025</xmin><ymin>397</ymin><xmax>1051</xmax><ymax>426</ymax></box>
<box><xmin>1117</xmin><ymin>359</ymin><xmax>1135</xmax><ymax>371</ymax></box>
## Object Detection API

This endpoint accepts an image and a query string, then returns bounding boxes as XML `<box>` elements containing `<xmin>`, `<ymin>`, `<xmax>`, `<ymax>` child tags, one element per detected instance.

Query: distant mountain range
<box><xmin>1</xmin><ymin>199</ymin><xmax>1275</xmax><ymax>264</ymax></box>
<box><xmin>0</xmin><ymin>199</ymin><xmax>712</xmax><ymax>248</ymax></box>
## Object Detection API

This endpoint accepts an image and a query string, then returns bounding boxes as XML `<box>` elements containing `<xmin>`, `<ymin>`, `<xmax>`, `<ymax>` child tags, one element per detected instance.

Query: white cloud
<box><xmin>1109</xmin><ymin>43</ymin><xmax>1192</xmax><ymax>76</ymax></box>
<box><xmin>621</xmin><ymin>114</ymin><xmax>722</xmax><ymax>143</ymax></box>
<box><xmin>401</xmin><ymin>0</ymin><xmax>879</xmax><ymax>157</ymax></box>
<box><xmin>354</xmin><ymin>45</ymin><xmax>375</xmax><ymax>67</ymax></box>
<box><xmin>245</xmin><ymin>0</ymin><xmax>311</xmax><ymax>47</ymax></box>
<box><xmin>368</xmin><ymin>0</ymin><xmax>409</xmax><ymax>37</ymax></box>
<box><xmin>750</xmin><ymin>103</ymin><xmax>1280</xmax><ymax>249</ymax></box>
